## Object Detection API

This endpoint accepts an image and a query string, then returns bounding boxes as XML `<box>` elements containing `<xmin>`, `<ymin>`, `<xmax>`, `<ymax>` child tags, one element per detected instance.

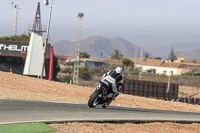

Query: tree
<box><xmin>100</xmin><ymin>52</ymin><xmax>103</xmax><ymax>59</ymax></box>
<box><xmin>108</xmin><ymin>64</ymin><xmax>124</xmax><ymax>71</ymax></box>
<box><xmin>144</xmin><ymin>52</ymin><xmax>151</xmax><ymax>60</ymax></box>
<box><xmin>80</xmin><ymin>52</ymin><xmax>90</xmax><ymax>58</ymax></box>
<box><xmin>192</xmin><ymin>59</ymin><xmax>197</xmax><ymax>63</ymax></box>
<box><xmin>0</xmin><ymin>33</ymin><xmax>30</xmax><ymax>41</ymax></box>
<box><xmin>79</xmin><ymin>67</ymin><xmax>92</xmax><ymax>80</ymax></box>
<box><xmin>90</xmin><ymin>67</ymin><xmax>107</xmax><ymax>79</ymax></box>
<box><xmin>120</xmin><ymin>58</ymin><xmax>133</xmax><ymax>71</ymax></box>
<box><xmin>58</xmin><ymin>75</ymin><xmax>72</xmax><ymax>83</ymax></box>
<box><xmin>154</xmin><ymin>57</ymin><xmax>162</xmax><ymax>60</ymax></box>
<box><xmin>61</xmin><ymin>67</ymin><xmax>73</xmax><ymax>73</ymax></box>
<box><xmin>110</xmin><ymin>49</ymin><xmax>123</xmax><ymax>60</ymax></box>
<box><xmin>168</xmin><ymin>46</ymin><xmax>177</xmax><ymax>62</ymax></box>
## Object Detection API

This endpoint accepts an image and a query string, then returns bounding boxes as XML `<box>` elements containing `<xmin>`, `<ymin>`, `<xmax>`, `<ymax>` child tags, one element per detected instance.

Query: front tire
<box><xmin>88</xmin><ymin>90</ymin><xmax>102</xmax><ymax>108</ymax></box>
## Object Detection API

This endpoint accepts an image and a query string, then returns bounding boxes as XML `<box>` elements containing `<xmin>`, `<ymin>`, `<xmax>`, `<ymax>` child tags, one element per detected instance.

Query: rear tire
<box><xmin>88</xmin><ymin>90</ymin><xmax>102</xmax><ymax>108</ymax></box>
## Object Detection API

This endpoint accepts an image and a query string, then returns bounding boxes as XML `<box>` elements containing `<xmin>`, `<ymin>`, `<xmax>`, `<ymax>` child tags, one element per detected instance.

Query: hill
<box><xmin>181</xmin><ymin>49</ymin><xmax>200</xmax><ymax>60</ymax></box>
<box><xmin>54</xmin><ymin>36</ymin><xmax>140</xmax><ymax>58</ymax></box>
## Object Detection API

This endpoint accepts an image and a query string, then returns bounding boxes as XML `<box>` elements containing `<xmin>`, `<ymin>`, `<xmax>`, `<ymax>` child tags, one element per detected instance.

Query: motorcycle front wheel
<box><xmin>88</xmin><ymin>90</ymin><xmax>102</xmax><ymax>108</ymax></box>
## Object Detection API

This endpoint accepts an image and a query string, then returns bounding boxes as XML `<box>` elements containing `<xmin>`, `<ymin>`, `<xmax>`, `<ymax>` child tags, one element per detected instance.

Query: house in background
<box><xmin>130</xmin><ymin>55</ymin><xmax>199</xmax><ymax>76</ymax></box>
<box><xmin>66</xmin><ymin>57</ymin><xmax>108</xmax><ymax>68</ymax></box>
<box><xmin>56</xmin><ymin>54</ymin><xmax>199</xmax><ymax>76</ymax></box>
<box><xmin>82</xmin><ymin>60</ymin><xmax>109</xmax><ymax>67</ymax></box>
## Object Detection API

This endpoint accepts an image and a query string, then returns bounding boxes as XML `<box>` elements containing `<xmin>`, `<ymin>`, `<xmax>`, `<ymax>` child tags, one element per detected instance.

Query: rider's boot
<box><xmin>112</xmin><ymin>92</ymin><xmax>119</xmax><ymax>100</ymax></box>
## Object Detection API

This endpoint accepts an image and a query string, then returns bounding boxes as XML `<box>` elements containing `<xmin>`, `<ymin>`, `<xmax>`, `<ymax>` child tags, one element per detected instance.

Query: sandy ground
<box><xmin>50</xmin><ymin>122</ymin><xmax>200</xmax><ymax>133</ymax></box>
<box><xmin>179</xmin><ymin>86</ymin><xmax>200</xmax><ymax>98</ymax></box>
<box><xmin>0</xmin><ymin>71</ymin><xmax>200</xmax><ymax>132</ymax></box>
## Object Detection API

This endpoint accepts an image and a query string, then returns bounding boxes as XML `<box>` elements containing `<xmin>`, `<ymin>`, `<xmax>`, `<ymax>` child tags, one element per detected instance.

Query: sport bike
<box><xmin>88</xmin><ymin>80</ymin><xmax>115</xmax><ymax>108</ymax></box>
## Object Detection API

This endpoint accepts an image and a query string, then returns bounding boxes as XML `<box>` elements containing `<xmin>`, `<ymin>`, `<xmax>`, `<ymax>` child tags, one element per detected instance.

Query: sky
<box><xmin>1</xmin><ymin>0</ymin><xmax>200</xmax><ymax>47</ymax></box>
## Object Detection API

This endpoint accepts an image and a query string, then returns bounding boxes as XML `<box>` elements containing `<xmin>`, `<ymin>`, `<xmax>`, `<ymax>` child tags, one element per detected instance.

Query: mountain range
<box><xmin>54</xmin><ymin>36</ymin><xmax>140</xmax><ymax>59</ymax></box>
<box><xmin>54</xmin><ymin>36</ymin><xmax>200</xmax><ymax>59</ymax></box>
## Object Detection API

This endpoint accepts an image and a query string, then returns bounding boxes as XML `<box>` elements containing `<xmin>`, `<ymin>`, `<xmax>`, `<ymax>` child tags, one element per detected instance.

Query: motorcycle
<box><xmin>88</xmin><ymin>80</ymin><xmax>115</xmax><ymax>108</ymax></box>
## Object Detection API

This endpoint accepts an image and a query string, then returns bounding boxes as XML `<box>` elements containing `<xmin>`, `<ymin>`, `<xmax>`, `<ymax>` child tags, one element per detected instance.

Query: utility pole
<box><xmin>139</xmin><ymin>47</ymin><xmax>143</xmax><ymax>80</ymax></box>
<box><xmin>73</xmin><ymin>13</ymin><xmax>84</xmax><ymax>85</ymax></box>
<box><xmin>40</xmin><ymin>0</ymin><xmax>54</xmax><ymax>79</ymax></box>
<box><xmin>134</xmin><ymin>48</ymin><xmax>138</xmax><ymax>68</ymax></box>
<box><xmin>166</xmin><ymin>60</ymin><xmax>172</xmax><ymax>98</ymax></box>
<box><xmin>11</xmin><ymin>1</ymin><xmax>22</xmax><ymax>36</ymax></box>
<box><xmin>147</xmin><ymin>45</ymin><xmax>152</xmax><ymax>58</ymax></box>
<box><xmin>100</xmin><ymin>52</ymin><xmax>103</xmax><ymax>60</ymax></box>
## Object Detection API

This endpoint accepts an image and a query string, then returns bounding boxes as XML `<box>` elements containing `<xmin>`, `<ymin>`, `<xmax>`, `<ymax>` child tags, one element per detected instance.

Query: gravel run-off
<box><xmin>0</xmin><ymin>71</ymin><xmax>200</xmax><ymax>133</ymax></box>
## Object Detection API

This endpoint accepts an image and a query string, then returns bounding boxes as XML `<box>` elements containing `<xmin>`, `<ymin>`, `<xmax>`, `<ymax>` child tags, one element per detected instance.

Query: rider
<box><xmin>102</xmin><ymin>67</ymin><xmax>124</xmax><ymax>100</ymax></box>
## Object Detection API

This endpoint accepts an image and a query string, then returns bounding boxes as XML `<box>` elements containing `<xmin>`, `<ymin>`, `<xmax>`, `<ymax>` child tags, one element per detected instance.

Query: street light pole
<box><xmin>139</xmin><ymin>47</ymin><xmax>143</xmax><ymax>80</ymax></box>
<box><xmin>11</xmin><ymin>2</ymin><xmax>22</xmax><ymax>36</ymax></box>
<box><xmin>167</xmin><ymin>60</ymin><xmax>172</xmax><ymax>96</ymax></box>
<box><xmin>73</xmin><ymin>13</ymin><xmax>84</xmax><ymax>85</ymax></box>
<box><xmin>40</xmin><ymin>0</ymin><xmax>54</xmax><ymax>79</ymax></box>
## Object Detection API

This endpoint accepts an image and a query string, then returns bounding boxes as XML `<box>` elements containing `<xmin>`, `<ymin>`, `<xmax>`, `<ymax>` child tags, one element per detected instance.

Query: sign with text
<box><xmin>0</xmin><ymin>40</ymin><xmax>51</xmax><ymax>58</ymax></box>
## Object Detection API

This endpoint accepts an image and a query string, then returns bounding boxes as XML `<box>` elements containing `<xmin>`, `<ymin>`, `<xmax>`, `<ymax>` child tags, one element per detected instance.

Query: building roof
<box><xmin>160</xmin><ymin>62</ymin><xmax>182</xmax><ymax>68</ymax></box>
<box><xmin>142</xmin><ymin>59</ymin><xmax>165</xmax><ymax>66</ymax></box>
<box><xmin>181</xmin><ymin>60</ymin><xmax>200</xmax><ymax>64</ymax></box>
<box><xmin>177</xmin><ymin>54</ymin><xmax>184</xmax><ymax>58</ymax></box>
<box><xmin>55</xmin><ymin>55</ymin><xmax>75</xmax><ymax>60</ymax></box>
<box><xmin>103</xmin><ymin>59</ymin><xmax>121</xmax><ymax>64</ymax></box>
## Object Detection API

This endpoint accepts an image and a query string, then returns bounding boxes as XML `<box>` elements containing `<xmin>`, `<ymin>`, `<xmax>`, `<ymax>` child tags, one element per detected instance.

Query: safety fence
<box><xmin>178</xmin><ymin>97</ymin><xmax>200</xmax><ymax>105</ymax></box>
<box><xmin>122</xmin><ymin>79</ymin><xmax>179</xmax><ymax>101</ymax></box>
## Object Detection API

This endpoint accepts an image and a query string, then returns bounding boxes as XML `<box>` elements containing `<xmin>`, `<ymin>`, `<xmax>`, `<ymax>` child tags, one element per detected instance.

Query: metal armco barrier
<box><xmin>122</xmin><ymin>79</ymin><xmax>179</xmax><ymax>101</ymax></box>
<box><xmin>178</xmin><ymin>97</ymin><xmax>200</xmax><ymax>105</ymax></box>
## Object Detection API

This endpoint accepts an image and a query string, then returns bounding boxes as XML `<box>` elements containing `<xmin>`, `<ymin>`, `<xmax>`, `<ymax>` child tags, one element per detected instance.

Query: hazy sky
<box><xmin>1</xmin><ymin>0</ymin><xmax>200</xmax><ymax>47</ymax></box>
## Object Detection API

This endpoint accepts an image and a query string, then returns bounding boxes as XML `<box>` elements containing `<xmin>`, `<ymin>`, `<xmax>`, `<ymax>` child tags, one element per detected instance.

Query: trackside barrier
<box><xmin>178</xmin><ymin>97</ymin><xmax>200</xmax><ymax>105</ymax></box>
<box><xmin>122</xmin><ymin>79</ymin><xmax>179</xmax><ymax>101</ymax></box>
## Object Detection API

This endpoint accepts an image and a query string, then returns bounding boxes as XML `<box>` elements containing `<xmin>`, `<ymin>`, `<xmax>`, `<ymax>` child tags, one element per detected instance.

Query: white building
<box><xmin>130</xmin><ymin>55</ymin><xmax>198</xmax><ymax>76</ymax></box>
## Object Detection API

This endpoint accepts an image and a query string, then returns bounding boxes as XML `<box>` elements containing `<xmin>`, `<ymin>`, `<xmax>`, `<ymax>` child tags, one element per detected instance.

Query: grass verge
<box><xmin>0</xmin><ymin>123</ymin><xmax>56</xmax><ymax>133</ymax></box>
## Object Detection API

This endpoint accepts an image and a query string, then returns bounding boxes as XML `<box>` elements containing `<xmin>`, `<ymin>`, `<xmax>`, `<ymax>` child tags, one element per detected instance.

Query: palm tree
<box><xmin>110</xmin><ymin>49</ymin><xmax>123</xmax><ymax>60</ymax></box>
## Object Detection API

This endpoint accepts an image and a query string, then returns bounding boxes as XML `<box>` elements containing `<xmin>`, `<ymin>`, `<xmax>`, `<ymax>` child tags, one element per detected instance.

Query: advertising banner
<box><xmin>0</xmin><ymin>40</ymin><xmax>51</xmax><ymax>58</ymax></box>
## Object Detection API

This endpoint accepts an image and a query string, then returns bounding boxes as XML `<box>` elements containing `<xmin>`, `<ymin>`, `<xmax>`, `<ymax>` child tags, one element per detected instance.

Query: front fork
<box><xmin>96</xmin><ymin>85</ymin><xmax>108</xmax><ymax>100</ymax></box>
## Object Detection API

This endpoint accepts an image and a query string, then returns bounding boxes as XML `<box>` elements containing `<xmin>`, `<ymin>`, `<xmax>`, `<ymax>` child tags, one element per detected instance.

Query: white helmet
<box><xmin>115</xmin><ymin>67</ymin><xmax>123</xmax><ymax>74</ymax></box>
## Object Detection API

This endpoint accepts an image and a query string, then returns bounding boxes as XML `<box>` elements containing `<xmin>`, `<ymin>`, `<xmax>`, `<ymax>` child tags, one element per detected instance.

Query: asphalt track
<box><xmin>0</xmin><ymin>99</ymin><xmax>200</xmax><ymax>125</ymax></box>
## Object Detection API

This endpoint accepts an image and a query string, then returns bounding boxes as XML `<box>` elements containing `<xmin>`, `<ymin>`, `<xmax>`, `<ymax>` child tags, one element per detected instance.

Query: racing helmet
<box><xmin>115</xmin><ymin>67</ymin><xmax>123</xmax><ymax>75</ymax></box>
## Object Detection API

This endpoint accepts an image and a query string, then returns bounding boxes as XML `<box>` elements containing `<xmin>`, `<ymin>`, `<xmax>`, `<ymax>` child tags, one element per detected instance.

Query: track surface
<box><xmin>0</xmin><ymin>99</ymin><xmax>200</xmax><ymax>124</ymax></box>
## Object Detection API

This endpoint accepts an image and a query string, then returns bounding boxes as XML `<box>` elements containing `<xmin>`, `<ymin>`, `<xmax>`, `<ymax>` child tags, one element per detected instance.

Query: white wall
<box><xmin>136</xmin><ymin>65</ymin><xmax>179</xmax><ymax>76</ymax></box>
